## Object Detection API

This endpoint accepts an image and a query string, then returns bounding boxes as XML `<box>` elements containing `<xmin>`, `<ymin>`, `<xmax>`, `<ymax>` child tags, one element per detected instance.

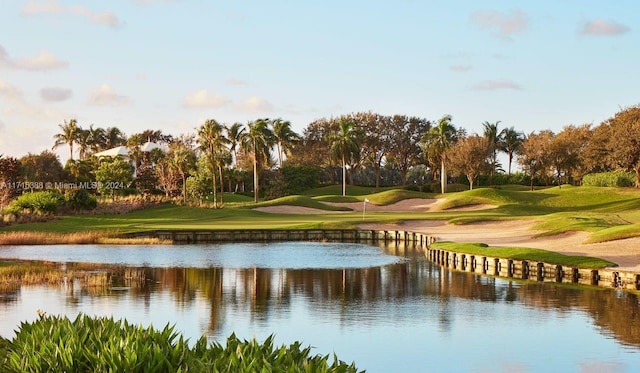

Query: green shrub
<box><xmin>64</xmin><ymin>189</ymin><xmax>97</xmax><ymax>211</ymax></box>
<box><xmin>7</xmin><ymin>191</ymin><xmax>62</xmax><ymax>215</ymax></box>
<box><xmin>0</xmin><ymin>313</ymin><xmax>361</xmax><ymax>373</ymax></box>
<box><xmin>583</xmin><ymin>171</ymin><xmax>636</xmax><ymax>187</ymax></box>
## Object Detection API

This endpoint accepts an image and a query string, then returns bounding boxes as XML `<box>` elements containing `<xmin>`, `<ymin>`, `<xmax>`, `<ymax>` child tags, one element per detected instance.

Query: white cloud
<box><xmin>450</xmin><ymin>65</ymin><xmax>472</xmax><ymax>72</ymax></box>
<box><xmin>22</xmin><ymin>0</ymin><xmax>122</xmax><ymax>29</ymax></box>
<box><xmin>88</xmin><ymin>84</ymin><xmax>132</xmax><ymax>106</ymax></box>
<box><xmin>69</xmin><ymin>6</ymin><xmax>122</xmax><ymax>28</ymax></box>
<box><xmin>239</xmin><ymin>96</ymin><xmax>274</xmax><ymax>114</ymax></box>
<box><xmin>182</xmin><ymin>90</ymin><xmax>231</xmax><ymax>109</ymax></box>
<box><xmin>226</xmin><ymin>78</ymin><xmax>248</xmax><ymax>86</ymax></box>
<box><xmin>472</xmin><ymin>80</ymin><xmax>523</xmax><ymax>91</ymax></box>
<box><xmin>0</xmin><ymin>80</ymin><xmax>68</xmax><ymax>120</ymax></box>
<box><xmin>470</xmin><ymin>9</ymin><xmax>529</xmax><ymax>40</ymax></box>
<box><xmin>15</xmin><ymin>50</ymin><xmax>68</xmax><ymax>71</ymax></box>
<box><xmin>0</xmin><ymin>45</ymin><xmax>68</xmax><ymax>71</ymax></box>
<box><xmin>580</xmin><ymin>19</ymin><xmax>630</xmax><ymax>36</ymax></box>
<box><xmin>22</xmin><ymin>0</ymin><xmax>64</xmax><ymax>15</ymax></box>
<box><xmin>40</xmin><ymin>87</ymin><xmax>72</xmax><ymax>102</ymax></box>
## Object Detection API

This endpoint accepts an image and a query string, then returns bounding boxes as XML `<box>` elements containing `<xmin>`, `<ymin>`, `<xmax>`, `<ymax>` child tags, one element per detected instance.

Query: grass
<box><xmin>250</xmin><ymin>195</ymin><xmax>351</xmax><ymax>211</ymax></box>
<box><xmin>432</xmin><ymin>242</ymin><xmax>616</xmax><ymax>268</ymax></box>
<box><xmin>0</xmin><ymin>231</ymin><xmax>172</xmax><ymax>245</ymax></box>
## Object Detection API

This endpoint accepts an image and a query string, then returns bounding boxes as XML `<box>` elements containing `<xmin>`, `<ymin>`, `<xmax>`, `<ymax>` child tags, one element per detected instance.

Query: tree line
<box><xmin>1</xmin><ymin>105</ymin><xmax>640</xmax><ymax>208</ymax></box>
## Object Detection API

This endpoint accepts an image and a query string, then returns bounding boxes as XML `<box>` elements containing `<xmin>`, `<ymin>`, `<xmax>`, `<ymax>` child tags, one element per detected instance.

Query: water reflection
<box><xmin>1</xmin><ymin>243</ymin><xmax>640</xmax><ymax>371</ymax></box>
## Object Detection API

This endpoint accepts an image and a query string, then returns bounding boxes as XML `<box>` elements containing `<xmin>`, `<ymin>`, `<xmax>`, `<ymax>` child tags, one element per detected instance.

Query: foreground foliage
<box><xmin>0</xmin><ymin>314</ymin><xmax>361</xmax><ymax>373</ymax></box>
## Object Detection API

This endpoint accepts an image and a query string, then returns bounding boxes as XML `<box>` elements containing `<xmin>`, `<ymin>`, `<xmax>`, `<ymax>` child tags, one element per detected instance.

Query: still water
<box><xmin>1</xmin><ymin>242</ymin><xmax>639</xmax><ymax>372</ymax></box>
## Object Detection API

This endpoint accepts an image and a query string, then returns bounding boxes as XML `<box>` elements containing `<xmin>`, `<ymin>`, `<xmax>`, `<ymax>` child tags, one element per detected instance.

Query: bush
<box><xmin>0</xmin><ymin>313</ymin><xmax>361</xmax><ymax>372</ymax></box>
<box><xmin>64</xmin><ymin>189</ymin><xmax>97</xmax><ymax>211</ymax></box>
<box><xmin>583</xmin><ymin>171</ymin><xmax>636</xmax><ymax>187</ymax></box>
<box><xmin>7</xmin><ymin>191</ymin><xmax>62</xmax><ymax>215</ymax></box>
<box><xmin>283</xmin><ymin>165</ymin><xmax>320</xmax><ymax>195</ymax></box>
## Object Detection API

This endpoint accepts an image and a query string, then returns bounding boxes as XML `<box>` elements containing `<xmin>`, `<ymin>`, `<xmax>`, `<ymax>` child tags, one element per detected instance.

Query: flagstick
<box><xmin>362</xmin><ymin>199</ymin><xmax>366</xmax><ymax>221</ymax></box>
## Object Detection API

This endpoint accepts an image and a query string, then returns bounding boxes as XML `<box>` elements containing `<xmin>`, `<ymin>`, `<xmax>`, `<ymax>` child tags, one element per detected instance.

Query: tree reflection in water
<box><xmin>2</xmin><ymin>257</ymin><xmax>639</xmax><ymax>349</ymax></box>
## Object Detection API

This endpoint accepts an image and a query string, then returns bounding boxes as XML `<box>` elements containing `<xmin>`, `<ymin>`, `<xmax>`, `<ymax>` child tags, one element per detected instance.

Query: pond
<box><xmin>1</xmin><ymin>242</ymin><xmax>639</xmax><ymax>372</ymax></box>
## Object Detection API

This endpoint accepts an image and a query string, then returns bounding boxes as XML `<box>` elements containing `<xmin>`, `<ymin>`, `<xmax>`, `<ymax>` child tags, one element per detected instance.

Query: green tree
<box><xmin>271</xmin><ymin>118</ymin><xmax>300</xmax><ymax>169</ymax></box>
<box><xmin>482</xmin><ymin>120</ymin><xmax>503</xmax><ymax>185</ymax></box>
<box><xmin>0</xmin><ymin>156</ymin><xmax>22</xmax><ymax>207</ymax></box>
<box><xmin>421</xmin><ymin>115</ymin><xmax>457</xmax><ymax>193</ymax></box>
<box><xmin>20</xmin><ymin>151</ymin><xmax>67</xmax><ymax>186</ymax></box>
<box><xmin>518</xmin><ymin>130</ymin><xmax>553</xmax><ymax>190</ymax></box>
<box><xmin>500</xmin><ymin>127</ymin><xmax>524</xmax><ymax>175</ymax></box>
<box><xmin>447</xmin><ymin>135</ymin><xmax>491</xmax><ymax>190</ymax></box>
<box><xmin>169</xmin><ymin>144</ymin><xmax>196</xmax><ymax>204</ymax></box>
<box><xmin>600</xmin><ymin>105</ymin><xmax>640</xmax><ymax>187</ymax></box>
<box><xmin>197</xmin><ymin>119</ymin><xmax>229</xmax><ymax>208</ymax></box>
<box><xmin>388</xmin><ymin>115</ymin><xmax>430</xmax><ymax>185</ymax></box>
<box><xmin>241</xmin><ymin>119</ymin><xmax>275</xmax><ymax>203</ymax></box>
<box><xmin>88</xmin><ymin>124</ymin><xmax>106</xmax><ymax>154</ymax></box>
<box><xmin>328</xmin><ymin>118</ymin><xmax>361</xmax><ymax>196</ymax></box>
<box><xmin>95</xmin><ymin>157</ymin><xmax>133</xmax><ymax>199</ymax></box>
<box><xmin>104</xmin><ymin>126</ymin><xmax>127</xmax><ymax>149</ymax></box>
<box><xmin>52</xmin><ymin>118</ymin><xmax>80</xmax><ymax>160</ymax></box>
<box><xmin>225</xmin><ymin>122</ymin><xmax>246</xmax><ymax>168</ymax></box>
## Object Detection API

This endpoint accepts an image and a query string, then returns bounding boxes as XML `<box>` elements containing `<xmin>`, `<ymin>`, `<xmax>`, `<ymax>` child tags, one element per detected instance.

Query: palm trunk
<box><xmin>440</xmin><ymin>160</ymin><xmax>447</xmax><ymax>194</ymax></box>
<box><xmin>218</xmin><ymin>164</ymin><xmax>225</xmax><ymax>207</ymax></box>
<box><xmin>212</xmin><ymin>163</ymin><xmax>218</xmax><ymax>209</ymax></box>
<box><xmin>342</xmin><ymin>155</ymin><xmax>346</xmax><ymax>196</ymax></box>
<box><xmin>253</xmin><ymin>150</ymin><xmax>259</xmax><ymax>203</ymax></box>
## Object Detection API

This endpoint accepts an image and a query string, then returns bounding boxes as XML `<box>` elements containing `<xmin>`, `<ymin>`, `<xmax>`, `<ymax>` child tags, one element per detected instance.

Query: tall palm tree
<box><xmin>76</xmin><ymin>128</ymin><xmax>91</xmax><ymax>160</ymax></box>
<box><xmin>422</xmin><ymin>115</ymin><xmax>457</xmax><ymax>193</ymax></box>
<box><xmin>169</xmin><ymin>144</ymin><xmax>195</xmax><ymax>204</ymax></box>
<box><xmin>328</xmin><ymin>118</ymin><xmax>360</xmax><ymax>196</ymax></box>
<box><xmin>197</xmin><ymin>119</ymin><xmax>229</xmax><ymax>208</ymax></box>
<box><xmin>88</xmin><ymin>124</ymin><xmax>106</xmax><ymax>154</ymax></box>
<box><xmin>271</xmin><ymin>118</ymin><xmax>300</xmax><ymax>169</ymax></box>
<box><xmin>482</xmin><ymin>120</ymin><xmax>502</xmax><ymax>185</ymax></box>
<box><xmin>53</xmin><ymin>118</ymin><xmax>80</xmax><ymax>160</ymax></box>
<box><xmin>501</xmin><ymin>126</ymin><xmax>524</xmax><ymax>175</ymax></box>
<box><xmin>104</xmin><ymin>126</ymin><xmax>126</xmax><ymax>149</ymax></box>
<box><xmin>225</xmin><ymin>122</ymin><xmax>246</xmax><ymax>168</ymax></box>
<box><xmin>241</xmin><ymin>119</ymin><xmax>274</xmax><ymax>203</ymax></box>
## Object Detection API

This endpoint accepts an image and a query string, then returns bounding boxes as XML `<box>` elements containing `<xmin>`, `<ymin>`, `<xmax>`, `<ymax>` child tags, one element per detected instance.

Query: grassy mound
<box><xmin>251</xmin><ymin>195</ymin><xmax>351</xmax><ymax>211</ymax></box>
<box><xmin>432</xmin><ymin>242</ymin><xmax>616</xmax><ymax>268</ymax></box>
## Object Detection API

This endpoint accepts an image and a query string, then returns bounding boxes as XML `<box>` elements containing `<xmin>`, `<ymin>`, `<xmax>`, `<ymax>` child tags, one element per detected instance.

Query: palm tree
<box><xmin>241</xmin><ymin>119</ymin><xmax>274</xmax><ymax>203</ymax></box>
<box><xmin>225</xmin><ymin>122</ymin><xmax>246</xmax><ymax>168</ymax></box>
<box><xmin>104</xmin><ymin>126</ymin><xmax>126</xmax><ymax>149</ymax></box>
<box><xmin>88</xmin><ymin>124</ymin><xmax>106</xmax><ymax>154</ymax></box>
<box><xmin>169</xmin><ymin>144</ymin><xmax>195</xmax><ymax>204</ymax></box>
<box><xmin>482</xmin><ymin>120</ymin><xmax>502</xmax><ymax>185</ymax></box>
<box><xmin>197</xmin><ymin>119</ymin><xmax>229</xmax><ymax>208</ymax></box>
<box><xmin>76</xmin><ymin>128</ymin><xmax>91</xmax><ymax>160</ymax></box>
<box><xmin>53</xmin><ymin>119</ymin><xmax>80</xmax><ymax>160</ymax></box>
<box><xmin>328</xmin><ymin>118</ymin><xmax>360</xmax><ymax>196</ymax></box>
<box><xmin>422</xmin><ymin>115</ymin><xmax>457</xmax><ymax>193</ymax></box>
<box><xmin>271</xmin><ymin>118</ymin><xmax>300</xmax><ymax>169</ymax></box>
<box><xmin>501</xmin><ymin>127</ymin><xmax>524</xmax><ymax>175</ymax></box>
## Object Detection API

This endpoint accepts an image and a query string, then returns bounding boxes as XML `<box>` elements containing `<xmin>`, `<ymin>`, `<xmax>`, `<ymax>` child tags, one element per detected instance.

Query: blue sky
<box><xmin>0</xmin><ymin>0</ymin><xmax>637</xmax><ymax>161</ymax></box>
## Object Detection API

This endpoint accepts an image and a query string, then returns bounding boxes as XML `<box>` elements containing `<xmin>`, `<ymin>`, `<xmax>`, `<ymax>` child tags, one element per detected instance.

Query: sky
<box><xmin>0</xmin><ymin>0</ymin><xmax>638</xmax><ymax>162</ymax></box>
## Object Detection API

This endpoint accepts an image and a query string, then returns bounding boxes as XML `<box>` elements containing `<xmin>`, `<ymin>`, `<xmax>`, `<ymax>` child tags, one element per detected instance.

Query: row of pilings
<box><xmin>426</xmin><ymin>247</ymin><xmax>640</xmax><ymax>291</ymax></box>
